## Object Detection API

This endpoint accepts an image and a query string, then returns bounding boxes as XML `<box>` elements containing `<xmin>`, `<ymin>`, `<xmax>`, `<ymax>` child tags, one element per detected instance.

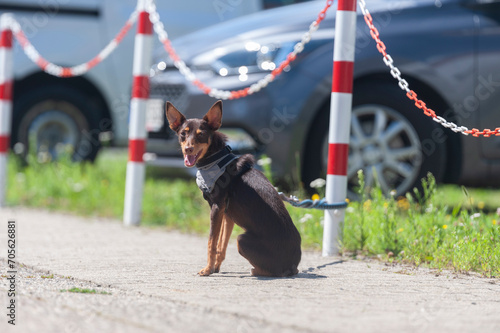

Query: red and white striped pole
<box><xmin>124</xmin><ymin>0</ymin><xmax>153</xmax><ymax>225</ymax></box>
<box><xmin>0</xmin><ymin>14</ymin><xmax>13</xmax><ymax>208</ymax></box>
<box><xmin>323</xmin><ymin>0</ymin><xmax>357</xmax><ymax>256</ymax></box>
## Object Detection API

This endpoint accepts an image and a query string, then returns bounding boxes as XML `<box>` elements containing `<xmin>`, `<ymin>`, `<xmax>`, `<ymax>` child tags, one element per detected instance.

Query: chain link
<box><xmin>358</xmin><ymin>0</ymin><xmax>500</xmax><ymax>137</ymax></box>
<box><xmin>8</xmin><ymin>10</ymin><xmax>137</xmax><ymax>77</ymax></box>
<box><xmin>7</xmin><ymin>0</ymin><xmax>498</xmax><ymax>136</ymax></box>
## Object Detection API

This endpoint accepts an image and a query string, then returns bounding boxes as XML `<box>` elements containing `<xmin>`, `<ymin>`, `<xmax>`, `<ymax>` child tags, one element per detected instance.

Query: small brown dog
<box><xmin>166</xmin><ymin>100</ymin><xmax>301</xmax><ymax>277</ymax></box>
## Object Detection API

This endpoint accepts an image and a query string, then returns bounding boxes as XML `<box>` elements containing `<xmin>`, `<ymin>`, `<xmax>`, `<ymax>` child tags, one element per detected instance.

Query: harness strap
<box><xmin>196</xmin><ymin>145</ymin><xmax>232</xmax><ymax>168</ymax></box>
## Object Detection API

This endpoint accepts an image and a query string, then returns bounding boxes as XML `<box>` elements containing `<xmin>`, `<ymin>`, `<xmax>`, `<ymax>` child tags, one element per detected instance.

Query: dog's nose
<box><xmin>184</xmin><ymin>146</ymin><xmax>194</xmax><ymax>154</ymax></box>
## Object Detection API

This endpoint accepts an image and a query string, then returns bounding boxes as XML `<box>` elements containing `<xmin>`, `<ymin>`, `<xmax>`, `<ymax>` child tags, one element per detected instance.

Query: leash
<box><xmin>200</xmin><ymin>146</ymin><xmax>348</xmax><ymax>210</ymax></box>
<box><xmin>278</xmin><ymin>192</ymin><xmax>348</xmax><ymax>210</ymax></box>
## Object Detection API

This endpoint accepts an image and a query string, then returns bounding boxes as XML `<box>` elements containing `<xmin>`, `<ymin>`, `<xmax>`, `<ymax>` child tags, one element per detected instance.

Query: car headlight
<box><xmin>191</xmin><ymin>41</ymin><xmax>296</xmax><ymax>81</ymax></box>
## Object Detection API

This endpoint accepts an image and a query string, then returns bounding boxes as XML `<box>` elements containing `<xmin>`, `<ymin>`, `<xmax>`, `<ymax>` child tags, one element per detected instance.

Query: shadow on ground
<box><xmin>211</xmin><ymin>260</ymin><xmax>344</xmax><ymax>280</ymax></box>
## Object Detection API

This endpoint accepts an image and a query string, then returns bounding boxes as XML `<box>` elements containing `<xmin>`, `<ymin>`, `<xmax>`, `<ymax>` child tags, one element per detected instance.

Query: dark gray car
<box><xmin>146</xmin><ymin>0</ymin><xmax>500</xmax><ymax>197</ymax></box>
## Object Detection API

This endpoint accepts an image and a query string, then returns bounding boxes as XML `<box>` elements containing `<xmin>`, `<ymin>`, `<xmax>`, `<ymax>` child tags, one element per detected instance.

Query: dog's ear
<box><xmin>203</xmin><ymin>100</ymin><xmax>223</xmax><ymax>130</ymax></box>
<box><xmin>166</xmin><ymin>102</ymin><xmax>186</xmax><ymax>133</ymax></box>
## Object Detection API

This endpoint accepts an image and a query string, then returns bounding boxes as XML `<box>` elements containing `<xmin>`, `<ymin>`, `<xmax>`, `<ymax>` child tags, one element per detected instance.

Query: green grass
<box><xmin>342</xmin><ymin>171</ymin><xmax>500</xmax><ymax>277</ymax></box>
<box><xmin>6</xmin><ymin>150</ymin><xmax>500</xmax><ymax>277</ymax></box>
<box><xmin>60</xmin><ymin>288</ymin><xmax>110</xmax><ymax>295</ymax></box>
<box><xmin>435</xmin><ymin>185</ymin><xmax>499</xmax><ymax>213</ymax></box>
<box><xmin>7</xmin><ymin>150</ymin><xmax>209</xmax><ymax>231</ymax></box>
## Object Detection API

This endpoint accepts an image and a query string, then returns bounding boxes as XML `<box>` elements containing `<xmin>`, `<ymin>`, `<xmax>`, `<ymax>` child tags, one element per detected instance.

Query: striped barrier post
<box><xmin>0</xmin><ymin>14</ymin><xmax>13</xmax><ymax>208</ymax></box>
<box><xmin>123</xmin><ymin>0</ymin><xmax>153</xmax><ymax>226</ymax></box>
<box><xmin>323</xmin><ymin>0</ymin><xmax>357</xmax><ymax>256</ymax></box>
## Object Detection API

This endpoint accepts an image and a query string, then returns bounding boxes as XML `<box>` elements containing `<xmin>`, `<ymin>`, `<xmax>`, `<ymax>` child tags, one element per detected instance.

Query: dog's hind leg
<box><xmin>237</xmin><ymin>232</ymin><xmax>280</xmax><ymax>277</ymax></box>
<box><xmin>214</xmin><ymin>215</ymin><xmax>234</xmax><ymax>273</ymax></box>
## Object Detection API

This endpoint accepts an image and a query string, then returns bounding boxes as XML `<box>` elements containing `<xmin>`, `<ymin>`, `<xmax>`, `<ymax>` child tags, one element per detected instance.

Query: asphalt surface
<box><xmin>0</xmin><ymin>207</ymin><xmax>499</xmax><ymax>333</ymax></box>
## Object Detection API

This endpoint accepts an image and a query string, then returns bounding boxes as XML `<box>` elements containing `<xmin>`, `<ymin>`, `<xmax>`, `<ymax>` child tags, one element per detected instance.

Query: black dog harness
<box><xmin>195</xmin><ymin>146</ymin><xmax>252</xmax><ymax>194</ymax></box>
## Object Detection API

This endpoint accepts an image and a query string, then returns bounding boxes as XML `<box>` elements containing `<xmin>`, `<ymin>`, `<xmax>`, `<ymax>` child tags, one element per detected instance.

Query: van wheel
<box><xmin>13</xmin><ymin>86</ymin><xmax>102</xmax><ymax>162</ymax></box>
<box><xmin>303</xmin><ymin>82</ymin><xmax>446</xmax><ymax>198</ymax></box>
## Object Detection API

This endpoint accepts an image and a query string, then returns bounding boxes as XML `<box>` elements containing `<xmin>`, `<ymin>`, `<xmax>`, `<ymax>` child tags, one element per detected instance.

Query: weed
<box><xmin>343</xmin><ymin>171</ymin><xmax>500</xmax><ymax>277</ymax></box>
<box><xmin>60</xmin><ymin>288</ymin><xmax>110</xmax><ymax>295</ymax></box>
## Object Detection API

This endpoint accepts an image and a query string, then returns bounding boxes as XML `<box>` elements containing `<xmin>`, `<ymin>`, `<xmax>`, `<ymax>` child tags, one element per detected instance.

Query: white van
<box><xmin>1</xmin><ymin>0</ymin><xmax>262</xmax><ymax>160</ymax></box>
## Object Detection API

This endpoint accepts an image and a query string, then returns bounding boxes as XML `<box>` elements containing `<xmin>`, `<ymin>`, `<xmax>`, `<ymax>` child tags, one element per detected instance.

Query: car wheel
<box><xmin>303</xmin><ymin>82</ymin><xmax>446</xmax><ymax>198</ymax></box>
<box><xmin>13</xmin><ymin>86</ymin><xmax>101</xmax><ymax>162</ymax></box>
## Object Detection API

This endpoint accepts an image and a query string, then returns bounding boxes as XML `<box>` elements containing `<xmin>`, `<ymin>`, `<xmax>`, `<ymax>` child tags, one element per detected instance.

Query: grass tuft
<box><xmin>339</xmin><ymin>171</ymin><xmax>500</xmax><ymax>277</ymax></box>
<box><xmin>60</xmin><ymin>288</ymin><xmax>110</xmax><ymax>295</ymax></box>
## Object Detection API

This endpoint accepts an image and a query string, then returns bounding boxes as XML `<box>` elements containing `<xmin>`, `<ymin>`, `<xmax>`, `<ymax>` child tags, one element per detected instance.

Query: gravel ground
<box><xmin>0</xmin><ymin>207</ymin><xmax>499</xmax><ymax>333</ymax></box>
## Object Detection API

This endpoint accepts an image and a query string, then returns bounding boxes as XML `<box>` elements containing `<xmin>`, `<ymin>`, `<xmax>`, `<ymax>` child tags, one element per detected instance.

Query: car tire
<box><xmin>13</xmin><ymin>85</ymin><xmax>102</xmax><ymax>162</ymax></box>
<box><xmin>303</xmin><ymin>82</ymin><xmax>446</xmax><ymax>198</ymax></box>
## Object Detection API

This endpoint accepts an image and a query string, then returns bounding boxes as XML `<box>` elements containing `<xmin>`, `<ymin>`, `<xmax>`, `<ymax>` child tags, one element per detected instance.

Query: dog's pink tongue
<box><xmin>184</xmin><ymin>154</ymin><xmax>197</xmax><ymax>167</ymax></box>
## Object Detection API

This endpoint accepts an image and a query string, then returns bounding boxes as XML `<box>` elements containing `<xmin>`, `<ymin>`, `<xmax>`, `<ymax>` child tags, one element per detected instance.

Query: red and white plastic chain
<box><xmin>9</xmin><ymin>10</ymin><xmax>138</xmax><ymax>77</ymax></box>
<box><xmin>146</xmin><ymin>0</ymin><xmax>334</xmax><ymax>100</ymax></box>
<box><xmin>358</xmin><ymin>0</ymin><xmax>499</xmax><ymax>137</ymax></box>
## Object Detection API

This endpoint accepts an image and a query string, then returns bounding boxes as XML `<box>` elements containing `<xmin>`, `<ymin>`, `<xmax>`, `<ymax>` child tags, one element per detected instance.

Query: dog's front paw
<box><xmin>198</xmin><ymin>266</ymin><xmax>214</xmax><ymax>276</ymax></box>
